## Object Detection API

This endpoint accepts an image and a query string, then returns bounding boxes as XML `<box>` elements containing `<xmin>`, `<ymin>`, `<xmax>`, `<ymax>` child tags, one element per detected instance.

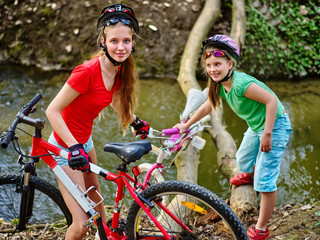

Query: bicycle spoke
<box><xmin>127</xmin><ymin>181</ymin><xmax>247</xmax><ymax>240</ymax></box>
<box><xmin>0</xmin><ymin>184</ymin><xmax>19</xmax><ymax>222</ymax></box>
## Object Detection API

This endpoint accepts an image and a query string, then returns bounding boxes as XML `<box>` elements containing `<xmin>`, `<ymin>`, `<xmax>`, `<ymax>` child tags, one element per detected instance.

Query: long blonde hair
<box><xmin>201</xmin><ymin>45</ymin><xmax>235</xmax><ymax>109</ymax></box>
<box><xmin>93</xmin><ymin>23</ymin><xmax>138</xmax><ymax>131</ymax></box>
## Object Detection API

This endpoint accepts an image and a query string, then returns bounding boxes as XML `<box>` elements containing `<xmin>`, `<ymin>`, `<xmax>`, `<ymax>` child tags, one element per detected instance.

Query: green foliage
<box><xmin>242</xmin><ymin>0</ymin><xmax>320</xmax><ymax>79</ymax></box>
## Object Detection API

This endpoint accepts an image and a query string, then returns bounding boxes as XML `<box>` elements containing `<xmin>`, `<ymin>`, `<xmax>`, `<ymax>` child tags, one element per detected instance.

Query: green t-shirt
<box><xmin>219</xmin><ymin>71</ymin><xmax>285</xmax><ymax>132</ymax></box>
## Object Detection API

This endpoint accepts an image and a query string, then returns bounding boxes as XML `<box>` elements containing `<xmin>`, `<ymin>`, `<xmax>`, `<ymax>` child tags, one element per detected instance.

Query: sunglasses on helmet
<box><xmin>203</xmin><ymin>50</ymin><xmax>227</xmax><ymax>59</ymax></box>
<box><xmin>99</xmin><ymin>5</ymin><xmax>136</xmax><ymax>21</ymax></box>
<box><xmin>104</xmin><ymin>17</ymin><xmax>131</xmax><ymax>27</ymax></box>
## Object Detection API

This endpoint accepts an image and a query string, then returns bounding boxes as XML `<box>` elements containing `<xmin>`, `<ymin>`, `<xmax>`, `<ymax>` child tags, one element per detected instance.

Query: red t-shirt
<box><xmin>53</xmin><ymin>57</ymin><xmax>121</xmax><ymax>148</ymax></box>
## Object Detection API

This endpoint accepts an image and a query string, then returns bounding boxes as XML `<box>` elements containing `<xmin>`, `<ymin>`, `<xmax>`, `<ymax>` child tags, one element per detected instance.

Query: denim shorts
<box><xmin>236</xmin><ymin>113</ymin><xmax>292</xmax><ymax>192</ymax></box>
<box><xmin>48</xmin><ymin>132</ymin><xmax>94</xmax><ymax>167</ymax></box>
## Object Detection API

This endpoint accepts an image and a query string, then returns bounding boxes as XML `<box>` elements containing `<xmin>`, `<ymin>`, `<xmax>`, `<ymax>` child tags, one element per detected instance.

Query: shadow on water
<box><xmin>0</xmin><ymin>64</ymin><xmax>319</xmax><ymax>215</ymax></box>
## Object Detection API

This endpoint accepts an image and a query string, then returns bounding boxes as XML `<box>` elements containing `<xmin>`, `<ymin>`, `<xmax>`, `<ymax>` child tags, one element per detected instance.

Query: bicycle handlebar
<box><xmin>147</xmin><ymin>114</ymin><xmax>210</xmax><ymax>153</ymax></box>
<box><xmin>161</xmin><ymin>128</ymin><xmax>190</xmax><ymax>136</ymax></box>
<box><xmin>1</xmin><ymin>93</ymin><xmax>42</xmax><ymax>148</ymax></box>
<box><xmin>160</xmin><ymin>114</ymin><xmax>210</xmax><ymax>137</ymax></box>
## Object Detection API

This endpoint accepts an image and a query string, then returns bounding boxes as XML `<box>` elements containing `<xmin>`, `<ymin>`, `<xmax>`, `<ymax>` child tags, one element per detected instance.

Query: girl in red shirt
<box><xmin>46</xmin><ymin>4</ymin><xmax>149</xmax><ymax>239</ymax></box>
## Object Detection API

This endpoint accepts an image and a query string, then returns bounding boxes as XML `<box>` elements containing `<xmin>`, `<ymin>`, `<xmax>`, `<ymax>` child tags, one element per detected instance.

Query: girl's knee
<box><xmin>67</xmin><ymin>222</ymin><xmax>89</xmax><ymax>239</ymax></box>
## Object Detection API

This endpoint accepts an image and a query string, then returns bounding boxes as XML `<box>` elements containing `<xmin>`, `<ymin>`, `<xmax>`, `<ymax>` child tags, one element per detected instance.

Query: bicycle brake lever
<box><xmin>17</xmin><ymin>155</ymin><xmax>25</xmax><ymax>165</ymax></box>
<box><xmin>147</xmin><ymin>128</ymin><xmax>161</xmax><ymax>138</ymax></box>
<box><xmin>30</xmin><ymin>107</ymin><xmax>37</xmax><ymax>114</ymax></box>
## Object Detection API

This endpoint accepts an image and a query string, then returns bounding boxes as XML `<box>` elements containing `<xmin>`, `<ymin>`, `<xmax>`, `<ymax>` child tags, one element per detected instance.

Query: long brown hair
<box><xmin>93</xmin><ymin>23</ymin><xmax>138</xmax><ymax>132</ymax></box>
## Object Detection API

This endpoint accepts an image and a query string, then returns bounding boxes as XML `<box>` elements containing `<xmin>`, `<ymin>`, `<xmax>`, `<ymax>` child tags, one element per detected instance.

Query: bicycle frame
<box><xmin>30</xmin><ymin>129</ymin><xmax>184</xmax><ymax>240</ymax></box>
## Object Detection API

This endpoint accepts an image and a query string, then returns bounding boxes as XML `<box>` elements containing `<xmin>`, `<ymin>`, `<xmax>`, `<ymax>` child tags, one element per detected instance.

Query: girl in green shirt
<box><xmin>175</xmin><ymin>35</ymin><xmax>292</xmax><ymax>240</ymax></box>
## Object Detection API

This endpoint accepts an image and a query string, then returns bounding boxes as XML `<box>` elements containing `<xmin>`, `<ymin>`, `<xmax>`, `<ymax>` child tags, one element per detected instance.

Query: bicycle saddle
<box><xmin>103</xmin><ymin>140</ymin><xmax>152</xmax><ymax>164</ymax></box>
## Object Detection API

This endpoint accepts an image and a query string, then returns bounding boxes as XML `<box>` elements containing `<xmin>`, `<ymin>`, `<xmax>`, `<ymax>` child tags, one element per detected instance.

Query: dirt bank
<box><xmin>0</xmin><ymin>0</ymin><xmax>209</xmax><ymax>79</ymax></box>
<box><xmin>0</xmin><ymin>201</ymin><xmax>319</xmax><ymax>239</ymax></box>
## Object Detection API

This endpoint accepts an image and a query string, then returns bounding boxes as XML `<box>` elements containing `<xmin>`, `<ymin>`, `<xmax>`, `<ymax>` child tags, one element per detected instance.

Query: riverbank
<box><xmin>1</xmin><ymin>201</ymin><xmax>319</xmax><ymax>239</ymax></box>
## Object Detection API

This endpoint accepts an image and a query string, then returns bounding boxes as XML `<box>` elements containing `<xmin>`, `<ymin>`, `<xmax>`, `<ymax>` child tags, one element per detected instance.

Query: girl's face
<box><xmin>105</xmin><ymin>23</ymin><xmax>134</xmax><ymax>62</ymax></box>
<box><xmin>205</xmin><ymin>52</ymin><xmax>233</xmax><ymax>82</ymax></box>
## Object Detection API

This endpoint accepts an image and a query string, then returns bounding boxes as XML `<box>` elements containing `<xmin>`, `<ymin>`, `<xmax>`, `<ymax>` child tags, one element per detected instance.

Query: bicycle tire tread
<box><xmin>126</xmin><ymin>180</ymin><xmax>248</xmax><ymax>240</ymax></box>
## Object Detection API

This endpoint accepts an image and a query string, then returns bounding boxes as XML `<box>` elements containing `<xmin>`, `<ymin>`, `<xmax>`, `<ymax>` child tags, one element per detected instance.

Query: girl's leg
<box><xmin>85</xmin><ymin>147</ymin><xmax>108</xmax><ymax>223</ymax></box>
<box><xmin>256</xmin><ymin>191</ymin><xmax>277</xmax><ymax>229</ymax></box>
<box><xmin>57</xmin><ymin>166</ymin><xmax>91</xmax><ymax>240</ymax></box>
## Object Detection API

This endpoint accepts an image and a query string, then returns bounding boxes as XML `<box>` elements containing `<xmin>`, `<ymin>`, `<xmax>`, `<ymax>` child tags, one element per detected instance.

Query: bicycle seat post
<box><xmin>116</xmin><ymin>162</ymin><xmax>128</xmax><ymax>172</ymax></box>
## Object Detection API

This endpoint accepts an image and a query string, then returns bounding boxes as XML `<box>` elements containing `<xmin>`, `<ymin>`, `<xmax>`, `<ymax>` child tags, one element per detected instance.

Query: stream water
<box><xmin>0</xmin><ymin>64</ymin><xmax>319</xmax><ymax>216</ymax></box>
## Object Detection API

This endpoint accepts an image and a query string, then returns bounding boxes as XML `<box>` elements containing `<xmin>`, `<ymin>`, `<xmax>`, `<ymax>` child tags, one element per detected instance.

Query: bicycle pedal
<box><xmin>83</xmin><ymin>212</ymin><xmax>101</xmax><ymax>228</ymax></box>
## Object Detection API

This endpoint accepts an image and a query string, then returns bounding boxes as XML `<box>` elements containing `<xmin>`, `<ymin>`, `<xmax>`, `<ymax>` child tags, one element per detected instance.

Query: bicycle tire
<box><xmin>138</xmin><ymin>163</ymin><xmax>165</xmax><ymax>185</ymax></box>
<box><xmin>0</xmin><ymin>173</ymin><xmax>72</xmax><ymax>233</ymax></box>
<box><xmin>126</xmin><ymin>180</ymin><xmax>248</xmax><ymax>240</ymax></box>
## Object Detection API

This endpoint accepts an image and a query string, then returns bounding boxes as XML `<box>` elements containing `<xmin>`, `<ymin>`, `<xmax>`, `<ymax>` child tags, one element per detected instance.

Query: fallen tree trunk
<box><xmin>176</xmin><ymin>0</ymin><xmax>221</xmax><ymax>95</ymax></box>
<box><xmin>175</xmin><ymin>0</ymin><xmax>256</xmax><ymax>218</ymax></box>
<box><xmin>174</xmin><ymin>134</ymin><xmax>201</xmax><ymax>184</ymax></box>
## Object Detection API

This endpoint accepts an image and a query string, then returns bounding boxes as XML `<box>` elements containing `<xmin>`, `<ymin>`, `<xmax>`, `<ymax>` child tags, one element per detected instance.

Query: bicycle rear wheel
<box><xmin>126</xmin><ymin>180</ymin><xmax>247</xmax><ymax>240</ymax></box>
<box><xmin>0</xmin><ymin>173</ymin><xmax>72</xmax><ymax>233</ymax></box>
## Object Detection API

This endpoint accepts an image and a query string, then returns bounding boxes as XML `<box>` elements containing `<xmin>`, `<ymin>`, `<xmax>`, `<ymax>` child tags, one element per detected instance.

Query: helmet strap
<box><xmin>100</xmin><ymin>42</ymin><xmax>121</xmax><ymax>67</ymax></box>
<box><xmin>99</xmin><ymin>26</ymin><xmax>121</xmax><ymax>66</ymax></box>
<box><xmin>210</xmin><ymin>69</ymin><xmax>234</xmax><ymax>84</ymax></box>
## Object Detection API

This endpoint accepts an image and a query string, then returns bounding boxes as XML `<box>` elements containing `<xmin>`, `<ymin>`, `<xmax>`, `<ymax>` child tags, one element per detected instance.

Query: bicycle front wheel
<box><xmin>126</xmin><ymin>180</ymin><xmax>247</xmax><ymax>240</ymax></box>
<box><xmin>0</xmin><ymin>173</ymin><xmax>72</xmax><ymax>233</ymax></box>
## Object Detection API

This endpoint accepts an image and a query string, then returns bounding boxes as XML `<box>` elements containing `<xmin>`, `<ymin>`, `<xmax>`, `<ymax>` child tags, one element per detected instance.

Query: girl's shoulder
<box><xmin>77</xmin><ymin>57</ymin><xmax>99</xmax><ymax>70</ymax></box>
<box><xmin>233</xmin><ymin>71</ymin><xmax>258</xmax><ymax>82</ymax></box>
<box><xmin>70</xmin><ymin>57</ymin><xmax>100</xmax><ymax>77</ymax></box>
<box><xmin>233</xmin><ymin>71</ymin><xmax>260</xmax><ymax>95</ymax></box>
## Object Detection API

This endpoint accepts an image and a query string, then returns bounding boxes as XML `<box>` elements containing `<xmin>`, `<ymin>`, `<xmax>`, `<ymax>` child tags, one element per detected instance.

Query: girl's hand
<box><xmin>130</xmin><ymin>117</ymin><xmax>150</xmax><ymax>139</ymax></box>
<box><xmin>174</xmin><ymin>123</ymin><xmax>189</xmax><ymax>135</ymax></box>
<box><xmin>260</xmin><ymin>133</ymin><xmax>272</xmax><ymax>152</ymax></box>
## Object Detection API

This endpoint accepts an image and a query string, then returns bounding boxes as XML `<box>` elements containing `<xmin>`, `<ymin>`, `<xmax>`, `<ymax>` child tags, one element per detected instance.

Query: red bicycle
<box><xmin>0</xmin><ymin>94</ymin><xmax>247</xmax><ymax>239</ymax></box>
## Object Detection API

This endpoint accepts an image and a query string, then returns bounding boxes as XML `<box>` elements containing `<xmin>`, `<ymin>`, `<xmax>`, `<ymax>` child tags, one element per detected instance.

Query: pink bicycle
<box><xmin>0</xmin><ymin>93</ymin><xmax>247</xmax><ymax>239</ymax></box>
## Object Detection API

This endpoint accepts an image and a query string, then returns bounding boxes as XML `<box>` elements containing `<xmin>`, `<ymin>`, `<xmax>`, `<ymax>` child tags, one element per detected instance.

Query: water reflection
<box><xmin>0</xmin><ymin>64</ymin><xmax>319</xmax><ymax>208</ymax></box>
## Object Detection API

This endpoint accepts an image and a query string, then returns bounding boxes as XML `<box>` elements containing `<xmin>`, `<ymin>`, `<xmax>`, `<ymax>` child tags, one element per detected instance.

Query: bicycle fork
<box><xmin>16</xmin><ymin>158</ymin><xmax>38</xmax><ymax>231</ymax></box>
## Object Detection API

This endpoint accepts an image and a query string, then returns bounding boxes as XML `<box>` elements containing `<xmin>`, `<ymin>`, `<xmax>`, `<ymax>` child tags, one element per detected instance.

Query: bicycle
<box><xmin>0</xmin><ymin>94</ymin><xmax>248</xmax><ymax>239</ymax></box>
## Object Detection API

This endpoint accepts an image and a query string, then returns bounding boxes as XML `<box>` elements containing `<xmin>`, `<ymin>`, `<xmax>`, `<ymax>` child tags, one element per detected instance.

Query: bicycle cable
<box><xmin>11</xmin><ymin>129</ymin><xmax>55</xmax><ymax>158</ymax></box>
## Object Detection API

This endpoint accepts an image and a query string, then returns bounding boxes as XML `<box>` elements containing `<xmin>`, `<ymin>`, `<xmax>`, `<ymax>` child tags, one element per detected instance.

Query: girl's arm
<box><xmin>46</xmin><ymin>83</ymin><xmax>80</xmax><ymax>147</ymax></box>
<box><xmin>244</xmin><ymin>83</ymin><xmax>278</xmax><ymax>152</ymax></box>
<box><xmin>176</xmin><ymin>99</ymin><xmax>213</xmax><ymax>134</ymax></box>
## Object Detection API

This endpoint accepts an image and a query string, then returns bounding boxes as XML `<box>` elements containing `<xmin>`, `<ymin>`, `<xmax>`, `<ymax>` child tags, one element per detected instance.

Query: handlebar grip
<box><xmin>1</xmin><ymin>129</ymin><xmax>14</xmax><ymax>148</ymax></box>
<box><xmin>161</xmin><ymin>128</ymin><xmax>180</xmax><ymax>136</ymax></box>
<box><xmin>21</xmin><ymin>93</ymin><xmax>42</xmax><ymax>115</ymax></box>
<box><xmin>29</xmin><ymin>93</ymin><xmax>42</xmax><ymax>106</ymax></box>
<box><xmin>162</xmin><ymin>128</ymin><xmax>190</xmax><ymax>136</ymax></box>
